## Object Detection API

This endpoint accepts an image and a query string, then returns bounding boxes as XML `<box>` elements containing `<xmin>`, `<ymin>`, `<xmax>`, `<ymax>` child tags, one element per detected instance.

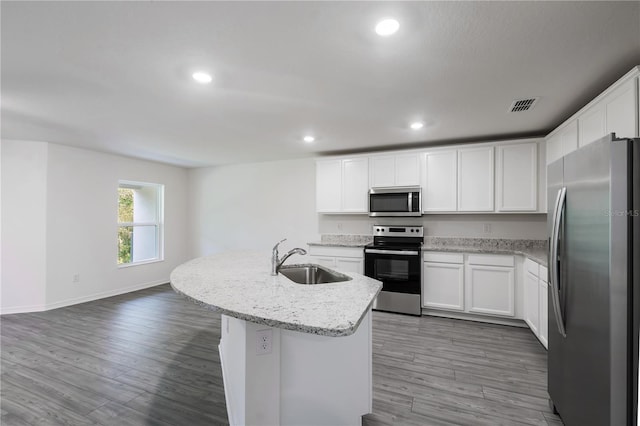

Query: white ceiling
<box><xmin>2</xmin><ymin>1</ymin><xmax>639</xmax><ymax>167</ymax></box>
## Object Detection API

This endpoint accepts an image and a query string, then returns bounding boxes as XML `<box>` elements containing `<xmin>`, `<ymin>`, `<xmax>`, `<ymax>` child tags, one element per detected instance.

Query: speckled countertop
<box><xmin>422</xmin><ymin>237</ymin><xmax>548</xmax><ymax>266</ymax></box>
<box><xmin>309</xmin><ymin>235</ymin><xmax>548</xmax><ymax>266</ymax></box>
<box><xmin>170</xmin><ymin>250</ymin><xmax>382</xmax><ymax>337</ymax></box>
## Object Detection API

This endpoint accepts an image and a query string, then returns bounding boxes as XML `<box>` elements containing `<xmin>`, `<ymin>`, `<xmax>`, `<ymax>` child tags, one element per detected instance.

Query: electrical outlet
<box><xmin>256</xmin><ymin>329</ymin><xmax>272</xmax><ymax>355</ymax></box>
<box><xmin>72</xmin><ymin>274</ymin><xmax>80</xmax><ymax>283</ymax></box>
<box><xmin>483</xmin><ymin>223</ymin><xmax>492</xmax><ymax>234</ymax></box>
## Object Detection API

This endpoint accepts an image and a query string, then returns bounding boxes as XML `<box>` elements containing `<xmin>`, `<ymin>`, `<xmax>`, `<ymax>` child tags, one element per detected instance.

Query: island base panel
<box><xmin>219</xmin><ymin>311</ymin><xmax>372</xmax><ymax>426</ymax></box>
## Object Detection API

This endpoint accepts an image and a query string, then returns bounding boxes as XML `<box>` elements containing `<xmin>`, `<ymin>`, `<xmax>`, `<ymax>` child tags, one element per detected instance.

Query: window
<box><xmin>117</xmin><ymin>181</ymin><xmax>164</xmax><ymax>266</ymax></box>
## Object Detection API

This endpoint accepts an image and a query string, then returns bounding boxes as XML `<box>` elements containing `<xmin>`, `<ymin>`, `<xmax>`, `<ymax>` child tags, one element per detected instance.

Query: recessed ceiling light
<box><xmin>192</xmin><ymin>71</ymin><xmax>212</xmax><ymax>84</ymax></box>
<box><xmin>375</xmin><ymin>19</ymin><xmax>400</xmax><ymax>36</ymax></box>
<box><xmin>410</xmin><ymin>122</ymin><xmax>424</xmax><ymax>130</ymax></box>
<box><xmin>303</xmin><ymin>135</ymin><xmax>315</xmax><ymax>143</ymax></box>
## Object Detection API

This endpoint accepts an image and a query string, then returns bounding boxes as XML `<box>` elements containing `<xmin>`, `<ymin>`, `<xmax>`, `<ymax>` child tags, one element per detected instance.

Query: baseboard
<box><xmin>0</xmin><ymin>280</ymin><xmax>167</xmax><ymax>315</ymax></box>
<box><xmin>422</xmin><ymin>309</ymin><xmax>528</xmax><ymax>328</ymax></box>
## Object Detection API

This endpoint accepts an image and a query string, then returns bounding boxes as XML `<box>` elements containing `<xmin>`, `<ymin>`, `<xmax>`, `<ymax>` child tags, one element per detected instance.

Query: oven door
<box><xmin>364</xmin><ymin>249</ymin><xmax>421</xmax><ymax>294</ymax></box>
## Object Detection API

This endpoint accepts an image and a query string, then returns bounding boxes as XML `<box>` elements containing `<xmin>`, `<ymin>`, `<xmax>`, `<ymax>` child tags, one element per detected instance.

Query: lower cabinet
<box><xmin>423</xmin><ymin>253</ymin><xmax>464</xmax><ymax>311</ymax></box>
<box><xmin>539</xmin><ymin>277</ymin><xmax>549</xmax><ymax>348</ymax></box>
<box><xmin>524</xmin><ymin>270</ymin><xmax>540</xmax><ymax>335</ymax></box>
<box><xmin>523</xmin><ymin>258</ymin><xmax>549</xmax><ymax>349</ymax></box>
<box><xmin>422</xmin><ymin>252</ymin><xmax>515</xmax><ymax>318</ymax></box>
<box><xmin>466</xmin><ymin>255</ymin><xmax>515</xmax><ymax>317</ymax></box>
<box><xmin>307</xmin><ymin>245</ymin><xmax>364</xmax><ymax>274</ymax></box>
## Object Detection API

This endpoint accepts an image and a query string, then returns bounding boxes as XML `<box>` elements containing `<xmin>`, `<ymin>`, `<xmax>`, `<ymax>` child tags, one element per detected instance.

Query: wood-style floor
<box><xmin>1</xmin><ymin>284</ymin><xmax>563</xmax><ymax>426</ymax></box>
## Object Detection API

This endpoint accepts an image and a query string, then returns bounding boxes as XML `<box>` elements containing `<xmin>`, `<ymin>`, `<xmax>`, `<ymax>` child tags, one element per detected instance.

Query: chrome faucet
<box><xmin>271</xmin><ymin>239</ymin><xmax>307</xmax><ymax>275</ymax></box>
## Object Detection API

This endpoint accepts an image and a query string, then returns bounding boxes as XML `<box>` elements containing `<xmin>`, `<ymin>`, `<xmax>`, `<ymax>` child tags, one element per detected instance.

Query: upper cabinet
<box><xmin>316</xmin><ymin>139</ymin><xmax>544</xmax><ymax>214</ymax></box>
<box><xmin>316</xmin><ymin>157</ymin><xmax>368</xmax><ymax>213</ymax></box>
<box><xmin>369</xmin><ymin>153</ymin><xmax>420</xmax><ymax>187</ymax></box>
<box><xmin>496</xmin><ymin>143</ymin><xmax>538</xmax><ymax>212</ymax></box>
<box><xmin>458</xmin><ymin>146</ymin><xmax>494</xmax><ymax>212</ymax></box>
<box><xmin>422</xmin><ymin>150</ymin><xmax>457</xmax><ymax>212</ymax></box>
<box><xmin>547</xmin><ymin>66</ymin><xmax>639</xmax><ymax>164</ymax></box>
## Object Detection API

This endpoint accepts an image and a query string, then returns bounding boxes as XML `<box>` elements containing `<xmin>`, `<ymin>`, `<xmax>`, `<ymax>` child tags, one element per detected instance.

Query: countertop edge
<box><xmin>170</xmin><ymin>272</ymin><xmax>381</xmax><ymax>338</ymax></box>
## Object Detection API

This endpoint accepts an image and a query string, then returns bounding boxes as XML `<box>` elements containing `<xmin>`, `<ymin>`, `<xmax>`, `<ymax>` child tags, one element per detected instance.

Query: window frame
<box><xmin>117</xmin><ymin>180</ymin><xmax>165</xmax><ymax>268</ymax></box>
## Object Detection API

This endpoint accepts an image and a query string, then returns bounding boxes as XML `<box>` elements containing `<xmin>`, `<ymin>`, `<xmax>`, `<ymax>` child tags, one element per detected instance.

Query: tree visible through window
<box><xmin>117</xmin><ymin>181</ymin><xmax>164</xmax><ymax>265</ymax></box>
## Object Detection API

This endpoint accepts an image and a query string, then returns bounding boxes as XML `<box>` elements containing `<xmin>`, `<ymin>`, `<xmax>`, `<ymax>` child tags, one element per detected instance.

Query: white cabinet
<box><xmin>457</xmin><ymin>147</ymin><xmax>494</xmax><ymax>212</ymax></box>
<box><xmin>496</xmin><ymin>143</ymin><xmax>537</xmax><ymax>212</ymax></box>
<box><xmin>307</xmin><ymin>246</ymin><xmax>364</xmax><ymax>274</ymax></box>
<box><xmin>369</xmin><ymin>153</ymin><xmax>420</xmax><ymax>187</ymax></box>
<box><xmin>422</xmin><ymin>150</ymin><xmax>457</xmax><ymax>212</ymax></box>
<box><xmin>560</xmin><ymin>120</ymin><xmax>579</xmax><ymax>157</ymax></box>
<box><xmin>578</xmin><ymin>103</ymin><xmax>605</xmax><ymax>148</ymax></box>
<box><xmin>523</xmin><ymin>258</ymin><xmax>549</xmax><ymax>349</ymax></box>
<box><xmin>547</xmin><ymin>67</ymin><xmax>640</xmax><ymax>164</ymax></box>
<box><xmin>466</xmin><ymin>254</ymin><xmax>515</xmax><ymax>317</ymax></box>
<box><xmin>422</xmin><ymin>252</ymin><xmax>464</xmax><ymax>310</ymax></box>
<box><xmin>605</xmin><ymin>77</ymin><xmax>638</xmax><ymax>139</ymax></box>
<box><xmin>539</xmin><ymin>264</ymin><xmax>549</xmax><ymax>349</ymax></box>
<box><xmin>316</xmin><ymin>157</ymin><xmax>368</xmax><ymax>213</ymax></box>
<box><xmin>316</xmin><ymin>160</ymin><xmax>342</xmax><ymax>212</ymax></box>
<box><xmin>422</xmin><ymin>252</ymin><xmax>515</xmax><ymax>319</ymax></box>
<box><xmin>523</xmin><ymin>259</ymin><xmax>540</xmax><ymax>335</ymax></box>
<box><xmin>342</xmin><ymin>158</ymin><xmax>369</xmax><ymax>212</ymax></box>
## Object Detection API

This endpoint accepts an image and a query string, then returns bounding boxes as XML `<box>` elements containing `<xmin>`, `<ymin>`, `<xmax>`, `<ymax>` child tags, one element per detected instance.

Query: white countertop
<box><xmin>170</xmin><ymin>250</ymin><xmax>382</xmax><ymax>337</ymax></box>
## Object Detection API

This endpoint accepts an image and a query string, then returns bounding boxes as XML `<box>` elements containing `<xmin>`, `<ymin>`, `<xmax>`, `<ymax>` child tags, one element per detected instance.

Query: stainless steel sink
<box><xmin>279</xmin><ymin>264</ymin><xmax>352</xmax><ymax>285</ymax></box>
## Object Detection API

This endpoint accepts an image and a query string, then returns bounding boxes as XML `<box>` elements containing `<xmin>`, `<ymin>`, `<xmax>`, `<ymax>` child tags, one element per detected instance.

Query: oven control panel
<box><xmin>372</xmin><ymin>225</ymin><xmax>423</xmax><ymax>237</ymax></box>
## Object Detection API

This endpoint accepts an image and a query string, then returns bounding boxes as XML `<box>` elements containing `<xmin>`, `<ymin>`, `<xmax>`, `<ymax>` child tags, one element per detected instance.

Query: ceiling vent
<box><xmin>509</xmin><ymin>98</ymin><xmax>538</xmax><ymax>112</ymax></box>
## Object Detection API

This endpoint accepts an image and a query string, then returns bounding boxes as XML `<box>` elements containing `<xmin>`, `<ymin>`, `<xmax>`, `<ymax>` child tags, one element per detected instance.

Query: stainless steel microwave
<box><xmin>368</xmin><ymin>186</ymin><xmax>422</xmax><ymax>217</ymax></box>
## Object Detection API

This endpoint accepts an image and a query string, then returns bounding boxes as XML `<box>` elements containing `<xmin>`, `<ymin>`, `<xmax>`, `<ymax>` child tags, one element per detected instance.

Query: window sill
<box><xmin>118</xmin><ymin>258</ymin><xmax>164</xmax><ymax>269</ymax></box>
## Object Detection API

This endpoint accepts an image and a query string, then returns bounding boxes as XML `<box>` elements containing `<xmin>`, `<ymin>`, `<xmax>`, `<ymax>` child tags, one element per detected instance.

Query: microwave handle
<box><xmin>408</xmin><ymin>193</ymin><xmax>412</xmax><ymax>212</ymax></box>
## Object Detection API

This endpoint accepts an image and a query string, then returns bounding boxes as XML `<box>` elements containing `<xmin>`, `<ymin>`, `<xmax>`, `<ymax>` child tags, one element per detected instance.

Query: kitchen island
<box><xmin>170</xmin><ymin>250</ymin><xmax>382</xmax><ymax>426</ymax></box>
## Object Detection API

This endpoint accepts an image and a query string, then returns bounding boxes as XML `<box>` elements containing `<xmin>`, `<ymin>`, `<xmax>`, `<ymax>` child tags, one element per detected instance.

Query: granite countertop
<box><xmin>421</xmin><ymin>237</ymin><xmax>548</xmax><ymax>266</ymax></box>
<box><xmin>170</xmin><ymin>250</ymin><xmax>382</xmax><ymax>337</ymax></box>
<box><xmin>307</xmin><ymin>234</ymin><xmax>373</xmax><ymax>248</ymax></box>
<box><xmin>422</xmin><ymin>245</ymin><xmax>547</xmax><ymax>266</ymax></box>
<box><xmin>309</xmin><ymin>235</ymin><xmax>548</xmax><ymax>266</ymax></box>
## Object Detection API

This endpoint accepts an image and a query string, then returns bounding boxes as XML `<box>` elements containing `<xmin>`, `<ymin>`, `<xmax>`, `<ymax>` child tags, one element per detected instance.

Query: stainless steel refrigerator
<box><xmin>547</xmin><ymin>134</ymin><xmax>639</xmax><ymax>426</ymax></box>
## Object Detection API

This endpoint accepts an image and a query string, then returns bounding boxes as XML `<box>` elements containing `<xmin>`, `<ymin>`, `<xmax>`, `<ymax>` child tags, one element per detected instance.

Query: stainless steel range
<box><xmin>364</xmin><ymin>225</ymin><xmax>423</xmax><ymax>316</ymax></box>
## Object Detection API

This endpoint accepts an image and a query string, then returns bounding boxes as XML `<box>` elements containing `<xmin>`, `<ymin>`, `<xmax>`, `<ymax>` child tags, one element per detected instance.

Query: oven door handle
<box><xmin>364</xmin><ymin>249</ymin><xmax>419</xmax><ymax>256</ymax></box>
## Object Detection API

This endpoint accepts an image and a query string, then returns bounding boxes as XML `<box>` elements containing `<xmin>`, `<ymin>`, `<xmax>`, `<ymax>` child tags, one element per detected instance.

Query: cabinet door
<box><xmin>335</xmin><ymin>257</ymin><xmax>363</xmax><ymax>274</ymax></box>
<box><xmin>342</xmin><ymin>158</ymin><xmax>369</xmax><ymax>212</ymax></box>
<box><xmin>605</xmin><ymin>77</ymin><xmax>638</xmax><ymax>139</ymax></box>
<box><xmin>466</xmin><ymin>265</ymin><xmax>515</xmax><ymax>317</ymax></box>
<box><xmin>423</xmin><ymin>150</ymin><xmax>457</xmax><ymax>212</ymax></box>
<box><xmin>496</xmin><ymin>143</ymin><xmax>537</xmax><ymax>212</ymax></box>
<box><xmin>310</xmin><ymin>256</ymin><xmax>337</xmax><ymax>269</ymax></box>
<box><xmin>539</xmin><ymin>278</ymin><xmax>549</xmax><ymax>349</ymax></box>
<box><xmin>395</xmin><ymin>153</ymin><xmax>420</xmax><ymax>186</ymax></box>
<box><xmin>579</xmin><ymin>104</ymin><xmax>606</xmax><ymax>148</ymax></box>
<box><xmin>423</xmin><ymin>262</ymin><xmax>464</xmax><ymax>310</ymax></box>
<box><xmin>369</xmin><ymin>156</ymin><xmax>396</xmax><ymax>187</ymax></box>
<box><xmin>560</xmin><ymin>120</ymin><xmax>579</xmax><ymax>157</ymax></box>
<box><xmin>546</xmin><ymin>133</ymin><xmax>562</xmax><ymax>165</ymax></box>
<box><xmin>524</xmin><ymin>271</ymin><xmax>540</xmax><ymax>336</ymax></box>
<box><xmin>316</xmin><ymin>160</ymin><xmax>342</xmax><ymax>212</ymax></box>
<box><xmin>458</xmin><ymin>147</ymin><xmax>494</xmax><ymax>212</ymax></box>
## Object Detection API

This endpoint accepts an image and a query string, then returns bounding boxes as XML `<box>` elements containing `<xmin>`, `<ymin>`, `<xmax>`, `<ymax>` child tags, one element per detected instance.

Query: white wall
<box><xmin>1</xmin><ymin>141</ymin><xmax>49</xmax><ymax>311</ymax></box>
<box><xmin>1</xmin><ymin>140</ymin><xmax>189</xmax><ymax>313</ymax></box>
<box><xmin>188</xmin><ymin>158</ymin><xmax>319</xmax><ymax>257</ymax></box>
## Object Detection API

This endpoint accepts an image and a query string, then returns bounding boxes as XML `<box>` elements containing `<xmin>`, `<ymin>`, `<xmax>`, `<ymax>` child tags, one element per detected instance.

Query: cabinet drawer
<box><xmin>524</xmin><ymin>258</ymin><xmax>539</xmax><ymax>277</ymax></box>
<box><xmin>308</xmin><ymin>245</ymin><xmax>364</xmax><ymax>258</ymax></box>
<box><xmin>539</xmin><ymin>265</ymin><xmax>548</xmax><ymax>282</ymax></box>
<box><xmin>423</xmin><ymin>252</ymin><xmax>464</xmax><ymax>264</ymax></box>
<box><xmin>467</xmin><ymin>254</ymin><xmax>514</xmax><ymax>267</ymax></box>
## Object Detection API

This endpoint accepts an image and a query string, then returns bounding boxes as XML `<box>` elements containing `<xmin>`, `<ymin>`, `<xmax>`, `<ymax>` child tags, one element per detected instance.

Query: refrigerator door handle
<box><xmin>550</xmin><ymin>187</ymin><xmax>567</xmax><ymax>338</ymax></box>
